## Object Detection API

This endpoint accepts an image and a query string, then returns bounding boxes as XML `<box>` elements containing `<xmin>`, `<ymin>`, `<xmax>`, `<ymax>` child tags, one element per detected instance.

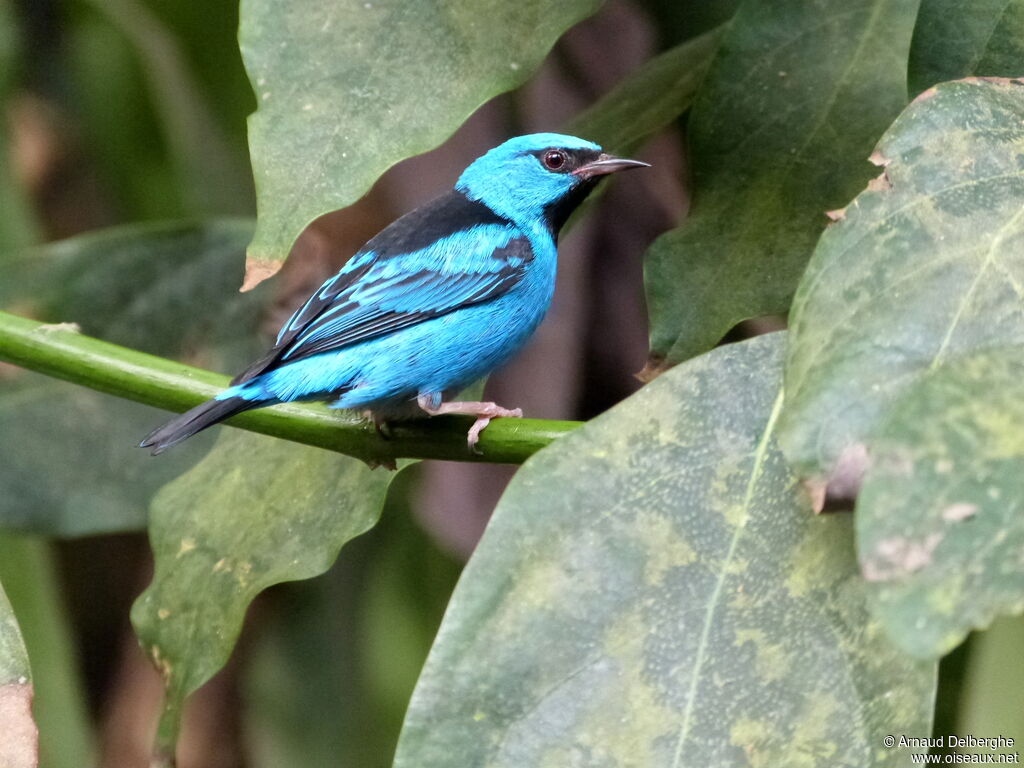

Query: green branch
<box><xmin>0</xmin><ymin>310</ymin><xmax>580</xmax><ymax>464</ymax></box>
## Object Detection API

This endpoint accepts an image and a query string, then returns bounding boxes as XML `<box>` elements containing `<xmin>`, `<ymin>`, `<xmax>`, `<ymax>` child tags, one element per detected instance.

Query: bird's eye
<box><xmin>542</xmin><ymin>149</ymin><xmax>568</xmax><ymax>171</ymax></box>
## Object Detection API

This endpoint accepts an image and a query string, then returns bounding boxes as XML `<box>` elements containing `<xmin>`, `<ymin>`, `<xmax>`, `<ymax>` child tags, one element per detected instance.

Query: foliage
<box><xmin>131</xmin><ymin>429</ymin><xmax>392</xmax><ymax>757</ymax></box>
<box><xmin>0</xmin><ymin>222</ymin><xmax>264</xmax><ymax>535</ymax></box>
<box><xmin>909</xmin><ymin>0</ymin><xmax>1024</xmax><ymax>95</ymax></box>
<box><xmin>396</xmin><ymin>334</ymin><xmax>935</xmax><ymax>766</ymax></box>
<box><xmin>643</xmin><ymin>0</ymin><xmax>920</xmax><ymax>372</ymax></box>
<box><xmin>0</xmin><ymin>0</ymin><xmax>1023</xmax><ymax>766</ymax></box>
<box><xmin>779</xmin><ymin>78</ymin><xmax>1024</xmax><ymax>479</ymax></box>
<box><xmin>240</xmin><ymin>0</ymin><xmax>603</xmax><ymax>287</ymax></box>
<box><xmin>857</xmin><ymin>350</ymin><xmax>1024</xmax><ymax>657</ymax></box>
<box><xmin>779</xmin><ymin>77</ymin><xmax>1024</xmax><ymax>659</ymax></box>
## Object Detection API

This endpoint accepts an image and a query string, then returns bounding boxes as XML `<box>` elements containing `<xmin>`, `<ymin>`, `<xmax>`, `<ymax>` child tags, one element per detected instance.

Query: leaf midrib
<box><xmin>669</xmin><ymin>389</ymin><xmax>785</xmax><ymax>767</ymax></box>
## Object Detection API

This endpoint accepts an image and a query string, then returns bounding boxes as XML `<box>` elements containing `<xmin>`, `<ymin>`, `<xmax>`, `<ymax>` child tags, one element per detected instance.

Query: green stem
<box><xmin>151</xmin><ymin>694</ymin><xmax>183</xmax><ymax>768</ymax></box>
<box><xmin>0</xmin><ymin>310</ymin><xmax>581</xmax><ymax>464</ymax></box>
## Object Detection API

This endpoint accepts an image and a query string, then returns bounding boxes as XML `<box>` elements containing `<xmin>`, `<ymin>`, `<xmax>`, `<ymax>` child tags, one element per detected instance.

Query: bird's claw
<box><xmin>416</xmin><ymin>395</ymin><xmax>523</xmax><ymax>454</ymax></box>
<box><xmin>466</xmin><ymin>405</ymin><xmax>522</xmax><ymax>454</ymax></box>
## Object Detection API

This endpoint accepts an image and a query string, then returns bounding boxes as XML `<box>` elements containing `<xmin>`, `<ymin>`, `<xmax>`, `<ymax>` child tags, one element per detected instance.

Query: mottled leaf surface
<box><xmin>131</xmin><ymin>429</ymin><xmax>392</xmax><ymax>734</ymax></box>
<box><xmin>395</xmin><ymin>333</ymin><xmax>935</xmax><ymax>768</ymax></box>
<box><xmin>240</xmin><ymin>0</ymin><xmax>602</xmax><ymax>285</ymax></box>
<box><xmin>0</xmin><ymin>580</ymin><xmax>37</xmax><ymax>768</ymax></box>
<box><xmin>857</xmin><ymin>350</ymin><xmax>1024</xmax><ymax>658</ymax></box>
<box><xmin>644</xmin><ymin>0</ymin><xmax>919</xmax><ymax>370</ymax></box>
<box><xmin>909</xmin><ymin>0</ymin><xmax>1024</xmax><ymax>95</ymax></box>
<box><xmin>0</xmin><ymin>220</ymin><xmax>269</xmax><ymax>535</ymax></box>
<box><xmin>780</xmin><ymin>78</ymin><xmax>1024</xmax><ymax>479</ymax></box>
<box><xmin>568</xmin><ymin>25</ymin><xmax>724</xmax><ymax>156</ymax></box>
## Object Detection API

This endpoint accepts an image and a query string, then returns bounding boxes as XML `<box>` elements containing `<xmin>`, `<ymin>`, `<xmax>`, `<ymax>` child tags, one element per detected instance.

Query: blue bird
<box><xmin>140</xmin><ymin>133</ymin><xmax>648</xmax><ymax>455</ymax></box>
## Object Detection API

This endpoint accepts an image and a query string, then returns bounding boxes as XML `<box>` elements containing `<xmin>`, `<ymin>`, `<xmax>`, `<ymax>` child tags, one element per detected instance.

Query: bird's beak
<box><xmin>573</xmin><ymin>153</ymin><xmax>651</xmax><ymax>179</ymax></box>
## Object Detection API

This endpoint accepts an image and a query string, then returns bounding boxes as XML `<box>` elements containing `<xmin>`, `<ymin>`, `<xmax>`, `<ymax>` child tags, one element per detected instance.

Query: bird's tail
<box><xmin>139</xmin><ymin>395</ymin><xmax>255</xmax><ymax>455</ymax></box>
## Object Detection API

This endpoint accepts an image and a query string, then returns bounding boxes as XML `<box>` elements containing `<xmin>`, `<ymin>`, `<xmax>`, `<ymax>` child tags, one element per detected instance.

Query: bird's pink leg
<box><xmin>417</xmin><ymin>394</ymin><xmax>523</xmax><ymax>453</ymax></box>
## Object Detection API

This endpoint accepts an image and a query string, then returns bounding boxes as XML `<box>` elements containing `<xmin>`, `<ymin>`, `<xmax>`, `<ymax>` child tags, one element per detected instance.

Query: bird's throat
<box><xmin>542</xmin><ymin>178</ymin><xmax>600</xmax><ymax>239</ymax></box>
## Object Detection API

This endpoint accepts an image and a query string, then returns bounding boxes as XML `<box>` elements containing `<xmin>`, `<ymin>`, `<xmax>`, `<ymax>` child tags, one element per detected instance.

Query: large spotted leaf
<box><xmin>857</xmin><ymin>349</ymin><xmax>1024</xmax><ymax>658</ymax></box>
<box><xmin>394</xmin><ymin>333</ymin><xmax>935</xmax><ymax>767</ymax></box>
<box><xmin>779</xmin><ymin>78</ymin><xmax>1024</xmax><ymax>481</ymax></box>
<box><xmin>643</xmin><ymin>0</ymin><xmax>919</xmax><ymax>372</ymax></box>
<box><xmin>240</xmin><ymin>0</ymin><xmax>603</xmax><ymax>287</ymax></box>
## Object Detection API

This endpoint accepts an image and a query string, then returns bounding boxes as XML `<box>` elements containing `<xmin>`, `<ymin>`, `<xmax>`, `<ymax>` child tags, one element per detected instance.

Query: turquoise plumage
<box><xmin>141</xmin><ymin>133</ymin><xmax>648</xmax><ymax>454</ymax></box>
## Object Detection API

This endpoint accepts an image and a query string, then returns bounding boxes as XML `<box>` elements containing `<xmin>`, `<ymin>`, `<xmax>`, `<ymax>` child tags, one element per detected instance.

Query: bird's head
<box><xmin>455</xmin><ymin>133</ymin><xmax>649</xmax><ymax>234</ymax></box>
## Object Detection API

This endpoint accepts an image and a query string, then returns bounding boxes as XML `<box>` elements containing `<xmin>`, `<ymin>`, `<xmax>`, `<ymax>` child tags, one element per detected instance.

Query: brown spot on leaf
<box><xmin>802</xmin><ymin>477</ymin><xmax>827</xmax><ymax>514</ymax></box>
<box><xmin>636</xmin><ymin>355</ymin><xmax>670</xmax><ymax>383</ymax></box>
<box><xmin>862</xmin><ymin>533</ymin><xmax>943</xmax><ymax>582</ymax></box>
<box><xmin>867</xmin><ymin>171</ymin><xmax>892</xmax><ymax>192</ymax></box>
<box><xmin>825</xmin><ymin>208</ymin><xmax>846</xmax><ymax>222</ymax></box>
<box><xmin>149</xmin><ymin>645</ymin><xmax>173</xmax><ymax>682</ymax></box>
<box><xmin>829</xmin><ymin>443</ymin><xmax>869</xmax><ymax>500</ymax></box>
<box><xmin>802</xmin><ymin>443</ymin><xmax>870</xmax><ymax>514</ymax></box>
<box><xmin>241</xmin><ymin>257</ymin><xmax>281</xmax><ymax>292</ymax></box>
<box><xmin>868</xmin><ymin>150</ymin><xmax>891</xmax><ymax>168</ymax></box>
<box><xmin>0</xmin><ymin>682</ymin><xmax>39</xmax><ymax>768</ymax></box>
<box><xmin>942</xmin><ymin>503</ymin><xmax>978</xmax><ymax>522</ymax></box>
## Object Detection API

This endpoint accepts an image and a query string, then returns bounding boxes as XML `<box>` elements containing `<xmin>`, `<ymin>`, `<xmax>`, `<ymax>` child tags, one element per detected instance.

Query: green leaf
<box><xmin>244</xmin><ymin>472</ymin><xmax>460</xmax><ymax>768</ymax></box>
<box><xmin>0</xmin><ymin>576</ymin><xmax>36</xmax><ymax>768</ymax></box>
<box><xmin>0</xmin><ymin>220</ymin><xmax>269</xmax><ymax>535</ymax></box>
<box><xmin>240</xmin><ymin>0</ymin><xmax>603</xmax><ymax>286</ymax></box>
<box><xmin>779</xmin><ymin>78</ymin><xmax>1024</xmax><ymax>480</ymax></box>
<box><xmin>644</xmin><ymin>0</ymin><xmax>920</xmax><ymax>372</ymax></box>
<box><xmin>856</xmin><ymin>349</ymin><xmax>1024</xmax><ymax>657</ymax></box>
<box><xmin>909</xmin><ymin>0</ymin><xmax>1024</xmax><ymax>95</ymax></box>
<box><xmin>131</xmin><ymin>429</ymin><xmax>393</xmax><ymax>759</ymax></box>
<box><xmin>395</xmin><ymin>333</ymin><xmax>935</xmax><ymax>767</ymax></box>
<box><xmin>568</xmin><ymin>25</ymin><xmax>724</xmax><ymax>157</ymax></box>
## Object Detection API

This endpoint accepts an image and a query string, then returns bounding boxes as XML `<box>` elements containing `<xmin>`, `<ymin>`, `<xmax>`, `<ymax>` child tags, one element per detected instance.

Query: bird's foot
<box><xmin>416</xmin><ymin>395</ymin><xmax>523</xmax><ymax>454</ymax></box>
